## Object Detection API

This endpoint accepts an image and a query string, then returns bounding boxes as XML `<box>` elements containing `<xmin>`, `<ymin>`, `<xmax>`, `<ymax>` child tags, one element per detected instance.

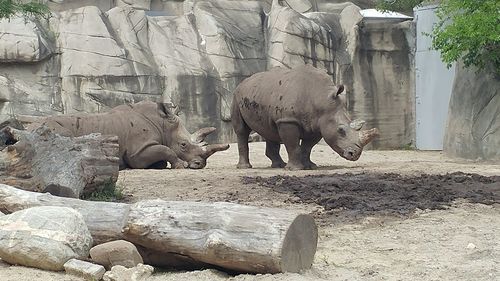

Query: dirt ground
<box><xmin>1</xmin><ymin>142</ymin><xmax>499</xmax><ymax>281</ymax></box>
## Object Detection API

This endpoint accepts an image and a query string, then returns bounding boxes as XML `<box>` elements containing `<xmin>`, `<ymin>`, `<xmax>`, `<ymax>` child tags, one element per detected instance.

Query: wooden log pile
<box><xmin>0</xmin><ymin>125</ymin><xmax>120</xmax><ymax>198</ymax></box>
<box><xmin>0</xmin><ymin>184</ymin><xmax>318</xmax><ymax>274</ymax></box>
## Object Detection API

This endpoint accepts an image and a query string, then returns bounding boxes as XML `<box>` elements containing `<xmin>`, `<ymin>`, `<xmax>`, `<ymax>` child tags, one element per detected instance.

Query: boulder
<box><xmin>103</xmin><ymin>264</ymin><xmax>154</xmax><ymax>281</ymax></box>
<box><xmin>0</xmin><ymin>206</ymin><xmax>93</xmax><ymax>271</ymax></box>
<box><xmin>266</xmin><ymin>0</ymin><xmax>335</xmax><ymax>75</ymax></box>
<box><xmin>444</xmin><ymin>62</ymin><xmax>500</xmax><ymax>160</ymax></box>
<box><xmin>64</xmin><ymin>258</ymin><xmax>106</xmax><ymax>280</ymax></box>
<box><xmin>0</xmin><ymin>18</ymin><xmax>54</xmax><ymax>63</ymax></box>
<box><xmin>116</xmin><ymin>0</ymin><xmax>151</xmax><ymax>10</ymax></box>
<box><xmin>90</xmin><ymin>240</ymin><xmax>144</xmax><ymax>269</ymax></box>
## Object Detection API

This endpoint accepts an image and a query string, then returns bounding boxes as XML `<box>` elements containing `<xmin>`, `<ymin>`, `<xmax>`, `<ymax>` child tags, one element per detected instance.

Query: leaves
<box><xmin>0</xmin><ymin>0</ymin><xmax>50</xmax><ymax>20</ymax></box>
<box><xmin>377</xmin><ymin>0</ymin><xmax>499</xmax><ymax>74</ymax></box>
<box><xmin>431</xmin><ymin>0</ymin><xmax>500</xmax><ymax>74</ymax></box>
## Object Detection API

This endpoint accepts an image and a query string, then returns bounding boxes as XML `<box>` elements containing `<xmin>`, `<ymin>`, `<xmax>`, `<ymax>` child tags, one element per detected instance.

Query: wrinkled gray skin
<box><xmin>27</xmin><ymin>101</ymin><xmax>230</xmax><ymax>169</ymax></box>
<box><xmin>232</xmin><ymin>65</ymin><xmax>379</xmax><ymax>170</ymax></box>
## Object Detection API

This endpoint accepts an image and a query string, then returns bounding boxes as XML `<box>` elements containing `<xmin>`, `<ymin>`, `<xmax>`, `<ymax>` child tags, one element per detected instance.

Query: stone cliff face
<box><xmin>444</xmin><ymin>63</ymin><xmax>499</xmax><ymax>161</ymax></box>
<box><xmin>0</xmin><ymin>0</ymin><xmax>414</xmax><ymax>148</ymax></box>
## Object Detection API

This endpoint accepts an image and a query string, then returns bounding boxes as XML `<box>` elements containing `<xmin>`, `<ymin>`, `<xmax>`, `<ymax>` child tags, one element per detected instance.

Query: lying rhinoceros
<box><xmin>27</xmin><ymin>101</ymin><xmax>229</xmax><ymax>169</ymax></box>
<box><xmin>231</xmin><ymin>64</ymin><xmax>379</xmax><ymax>170</ymax></box>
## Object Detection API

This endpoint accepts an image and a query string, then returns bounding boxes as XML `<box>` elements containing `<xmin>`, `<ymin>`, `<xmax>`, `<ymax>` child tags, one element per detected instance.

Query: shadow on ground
<box><xmin>242</xmin><ymin>172</ymin><xmax>500</xmax><ymax>224</ymax></box>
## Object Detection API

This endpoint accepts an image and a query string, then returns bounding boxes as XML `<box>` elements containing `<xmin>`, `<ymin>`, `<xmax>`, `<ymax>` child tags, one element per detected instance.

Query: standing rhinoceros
<box><xmin>231</xmin><ymin>64</ymin><xmax>379</xmax><ymax>170</ymax></box>
<box><xmin>27</xmin><ymin>101</ymin><xmax>229</xmax><ymax>169</ymax></box>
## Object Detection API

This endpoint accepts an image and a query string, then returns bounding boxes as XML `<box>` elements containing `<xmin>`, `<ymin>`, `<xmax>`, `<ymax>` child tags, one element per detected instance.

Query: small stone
<box><xmin>90</xmin><ymin>240</ymin><xmax>143</xmax><ymax>269</ymax></box>
<box><xmin>103</xmin><ymin>264</ymin><xmax>154</xmax><ymax>281</ymax></box>
<box><xmin>466</xmin><ymin>243</ymin><xmax>476</xmax><ymax>249</ymax></box>
<box><xmin>64</xmin><ymin>259</ymin><xmax>106</xmax><ymax>281</ymax></box>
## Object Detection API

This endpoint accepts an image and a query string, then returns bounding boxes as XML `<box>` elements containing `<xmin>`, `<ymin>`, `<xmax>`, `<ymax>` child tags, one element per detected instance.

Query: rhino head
<box><xmin>155</xmin><ymin>103</ymin><xmax>230</xmax><ymax>169</ymax></box>
<box><xmin>318</xmin><ymin>85</ymin><xmax>379</xmax><ymax>161</ymax></box>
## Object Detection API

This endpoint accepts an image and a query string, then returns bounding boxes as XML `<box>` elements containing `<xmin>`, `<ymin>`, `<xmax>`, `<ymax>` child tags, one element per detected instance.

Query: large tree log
<box><xmin>0</xmin><ymin>184</ymin><xmax>129</xmax><ymax>244</ymax></box>
<box><xmin>0</xmin><ymin>126</ymin><xmax>120</xmax><ymax>198</ymax></box>
<box><xmin>0</xmin><ymin>185</ymin><xmax>318</xmax><ymax>274</ymax></box>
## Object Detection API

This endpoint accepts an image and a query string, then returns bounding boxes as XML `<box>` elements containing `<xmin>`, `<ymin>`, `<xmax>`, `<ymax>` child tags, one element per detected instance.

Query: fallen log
<box><xmin>0</xmin><ymin>184</ymin><xmax>318</xmax><ymax>273</ymax></box>
<box><xmin>0</xmin><ymin>126</ymin><xmax>120</xmax><ymax>198</ymax></box>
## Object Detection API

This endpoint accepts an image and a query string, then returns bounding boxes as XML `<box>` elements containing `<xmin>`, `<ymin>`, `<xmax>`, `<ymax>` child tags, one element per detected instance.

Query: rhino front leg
<box><xmin>277</xmin><ymin>122</ymin><xmax>305</xmax><ymax>170</ymax></box>
<box><xmin>265</xmin><ymin>140</ymin><xmax>286</xmax><ymax>168</ymax></box>
<box><xmin>127</xmin><ymin>145</ymin><xmax>187</xmax><ymax>169</ymax></box>
<box><xmin>300</xmin><ymin>137</ymin><xmax>321</xmax><ymax>170</ymax></box>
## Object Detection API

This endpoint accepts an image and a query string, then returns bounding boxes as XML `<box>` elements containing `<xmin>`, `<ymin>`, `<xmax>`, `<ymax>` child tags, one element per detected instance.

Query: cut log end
<box><xmin>280</xmin><ymin>214</ymin><xmax>318</xmax><ymax>273</ymax></box>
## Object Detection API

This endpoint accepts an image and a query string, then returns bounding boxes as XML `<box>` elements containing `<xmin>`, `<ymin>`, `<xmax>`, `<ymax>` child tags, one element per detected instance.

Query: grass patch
<box><xmin>82</xmin><ymin>179</ymin><xmax>124</xmax><ymax>202</ymax></box>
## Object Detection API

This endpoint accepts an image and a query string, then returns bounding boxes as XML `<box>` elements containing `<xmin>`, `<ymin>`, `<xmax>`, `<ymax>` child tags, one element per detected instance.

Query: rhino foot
<box><xmin>237</xmin><ymin>163</ymin><xmax>253</xmax><ymax>169</ymax></box>
<box><xmin>271</xmin><ymin>161</ymin><xmax>286</xmax><ymax>168</ymax></box>
<box><xmin>304</xmin><ymin>162</ymin><xmax>318</xmax><ymax>170</ymax></box>
<box><xmin>285</xmin><ymin>162</ymin><xmax>305</xmax><ymax>171</ymax></box>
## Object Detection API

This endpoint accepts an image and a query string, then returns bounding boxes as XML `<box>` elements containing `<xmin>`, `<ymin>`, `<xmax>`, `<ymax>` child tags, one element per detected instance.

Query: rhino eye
<box><xmin>180</xmin><ymin>142</ymin><xmax>187</xmax><ymax>148</ymax></box>
<box><xmin>337</xmin><ymin>126</ymin><xmax>347</xmax><ymax>137</ymax></box>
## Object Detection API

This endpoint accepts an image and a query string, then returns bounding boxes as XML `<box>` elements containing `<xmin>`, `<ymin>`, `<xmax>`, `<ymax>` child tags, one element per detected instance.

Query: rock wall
<box><xmin>0</xmin><ymin>0</ymin><xmax>414</xmax><ymax>147</ymax></box>
<box><xmin>443</xmin><ymin>63</ymin><xmax>500</xmax><ymax>160</ymax></box>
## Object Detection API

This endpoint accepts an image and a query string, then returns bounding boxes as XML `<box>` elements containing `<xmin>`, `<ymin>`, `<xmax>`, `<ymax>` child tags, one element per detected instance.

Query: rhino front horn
<box><xmin>192</xmin><ymin>127</ymin><xmax>217</xmax><ymax>143</ymax></box>
<box><xmin>203</xmin><ymin>143</ymin><xmax>230</xmax><ymax>158</ymax></box>
<box><xmin>359</xmin><ymin>128</ymin><xmax>379</xmax><ymax>146</ymax></box>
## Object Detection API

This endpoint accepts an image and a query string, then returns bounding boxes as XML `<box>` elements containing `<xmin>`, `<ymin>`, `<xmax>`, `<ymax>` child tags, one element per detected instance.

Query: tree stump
<box><xmin>0</xmin><ymin>185</ymin><xmax>318</xmax><ymax>274</ymax></box>
<box><xmin>0</xmin><ymin>126</ymin><xmax>120</xmax><ymax>198</ymax></box>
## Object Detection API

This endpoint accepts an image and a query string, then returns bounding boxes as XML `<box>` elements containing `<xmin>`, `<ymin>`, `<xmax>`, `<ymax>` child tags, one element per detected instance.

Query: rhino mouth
<box><xmin>341</xmin><ymin>145</ymin><xmax>362</xmax><ymax>161</ymax></box>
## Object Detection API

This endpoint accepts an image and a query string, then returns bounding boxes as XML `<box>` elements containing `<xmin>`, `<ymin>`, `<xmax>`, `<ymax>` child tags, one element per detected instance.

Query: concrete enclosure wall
<box><xmin>0</xmin><ymin>0</ymin><xmax>414</xmax><ymax>148</ymax></box>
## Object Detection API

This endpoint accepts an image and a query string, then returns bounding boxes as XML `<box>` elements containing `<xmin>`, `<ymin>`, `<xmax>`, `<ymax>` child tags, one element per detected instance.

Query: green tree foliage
<box><xmin>432</xmin><ymin>0</ymin><xmax>499</xmax><ymax>74</ymax></box>
<box><xmin>377</xmin><ymin>0</ymin><xmax>500</xmax><ymax>74</ymax></box>
<box><xmin>0</xmin><ymin>0</ymin><xmax>50</xmax><ymax>19</ymax></box>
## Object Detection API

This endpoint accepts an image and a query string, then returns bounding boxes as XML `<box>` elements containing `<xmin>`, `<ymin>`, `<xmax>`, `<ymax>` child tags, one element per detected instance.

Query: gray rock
<box><xmin>267</xmin><ymin>1</ymin><xmax>335</xmax><ymax>75</ymax></box>
<box><xmin>90</xmin><ymin>240</ymin><xmax>143</xmax><ymax>269</ymax></box>
<box><xmin>0</xmin><ymin>206</ymin><xmax>93</xmax><ymax>271</ymax></box>
<box><xmin>64</xmin><ymin>258</ymin><xmax>106</xmax><ymax>280</ymax></box>
<box><xmin>0</xmin><ymin>18</ymin><xmax>54</xmax><ymax>63</ymax></box>
<box><xmin>116</xmin><ymin>0</ymin><xmax>151</xmax><ymax>10</ymax></box>
<box><xmin>444</xmin><ymin>62</ymin><xmax>500</xmax><ymax>160</ymax></box>
<box><xmin>103</xmin><ymin>264</ymin><xmax>154</xmax><ymax>281</ymax></box>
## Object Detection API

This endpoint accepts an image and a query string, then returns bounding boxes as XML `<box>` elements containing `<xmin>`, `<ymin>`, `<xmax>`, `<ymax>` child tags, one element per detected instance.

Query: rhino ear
<box><xmin>329</xmin><ymin>85</ymin><xmax>345</xmax><ymax>100</ymax></box>
<box><xmin>157</xmin><ymin>103</ymin><xmax>174</xmax><ymax>118</ymax></box>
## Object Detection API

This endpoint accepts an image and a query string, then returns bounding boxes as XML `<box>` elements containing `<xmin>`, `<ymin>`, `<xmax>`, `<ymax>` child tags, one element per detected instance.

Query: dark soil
<box><xmin>242</xmin><ymin>172</ymin><xmax>500</xmax><ymax>224</ymax></box>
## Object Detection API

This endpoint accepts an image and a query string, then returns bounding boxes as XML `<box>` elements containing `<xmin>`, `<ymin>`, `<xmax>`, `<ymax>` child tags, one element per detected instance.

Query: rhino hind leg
<box><xmin>300</xmin><ymin>138</ymin><xmax>321</xmax><ymax>170</ymax></box>
<box><xmin>232</xmin><ymin>102</ymin><xmax>252</xmax><ymax>169</ymax></box>
<box><xmin>265</xmin><ymin>140</ymin><xmax>286</xmax><ymax>168</ymax></box>
<box><xmin>277</xmin><ymin>123</ymin><xmax>305</xmax><ymax>170</ymax></box>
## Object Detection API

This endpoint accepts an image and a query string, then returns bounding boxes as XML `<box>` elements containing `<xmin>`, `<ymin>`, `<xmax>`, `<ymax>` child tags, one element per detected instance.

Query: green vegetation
<box><xmin>0</xmin><ymin>0</ymin><xmax>50</xmax><ymax>19</ymax></box>
<box><xmin>82</xmin><ymin>179</ymin><xmax>124</xmax><ymax>202</ymax></box>
<box><xmin>377</xmin><ymin>0</ymin><xmax>500</xmax><ymax>74</ymax></box>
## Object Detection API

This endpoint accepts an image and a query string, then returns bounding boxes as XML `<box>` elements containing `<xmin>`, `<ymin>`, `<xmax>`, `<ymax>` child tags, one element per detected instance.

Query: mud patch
<box><xmin>242</xmin><ymin>172</ymin><xmax>500</xmax><ymax>223</ymax></box>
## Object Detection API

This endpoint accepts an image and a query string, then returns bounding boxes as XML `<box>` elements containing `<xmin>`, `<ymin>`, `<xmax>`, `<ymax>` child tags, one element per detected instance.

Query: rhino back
<box><xmin>41</xmin><ymin>111</ymin><xmax>162</xmax><ymax>158</ymax></box>
<box><xmin>234</xmin><ymin>65</ymin><xmax>334</xmax><ymax>140</ymax></box>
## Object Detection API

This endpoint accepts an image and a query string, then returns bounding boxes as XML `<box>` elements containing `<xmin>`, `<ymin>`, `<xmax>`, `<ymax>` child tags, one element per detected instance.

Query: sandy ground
<box><xmin>1</xmin><ymin>142</ymin><xmax>499</xmax><ymax>281</ymax></box>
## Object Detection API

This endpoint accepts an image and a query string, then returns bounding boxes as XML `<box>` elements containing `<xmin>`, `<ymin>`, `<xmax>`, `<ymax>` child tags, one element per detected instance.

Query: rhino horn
<box><xmin>203</xmin><ymin>143</ymin><xmax>230</xmax><ymax>158</ymax></box>
<box><xmin>192</xmin><ymin>127</ymin><xmax>217</xmax><ymax>143</ymax></box>
<box><xmin>359</xmin><ymin>128</ymin><xmax>379</xmax><ymax>146</ymax></box>
<box><xmin>350</xmin><ymin>119</ymin><xmax>366</xmax><ymax>131</ymax></box>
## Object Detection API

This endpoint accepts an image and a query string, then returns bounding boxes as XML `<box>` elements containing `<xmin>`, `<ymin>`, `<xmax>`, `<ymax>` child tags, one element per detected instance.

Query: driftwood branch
<box><xmin>0</xmin><ymin>185</ymin><xmax>318</xmax><ymax>273</ymax></box>
<box><xmin>0</xmin><ymin>126</ymin><xmax>120</xmax><ymax>198</ymax></box>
